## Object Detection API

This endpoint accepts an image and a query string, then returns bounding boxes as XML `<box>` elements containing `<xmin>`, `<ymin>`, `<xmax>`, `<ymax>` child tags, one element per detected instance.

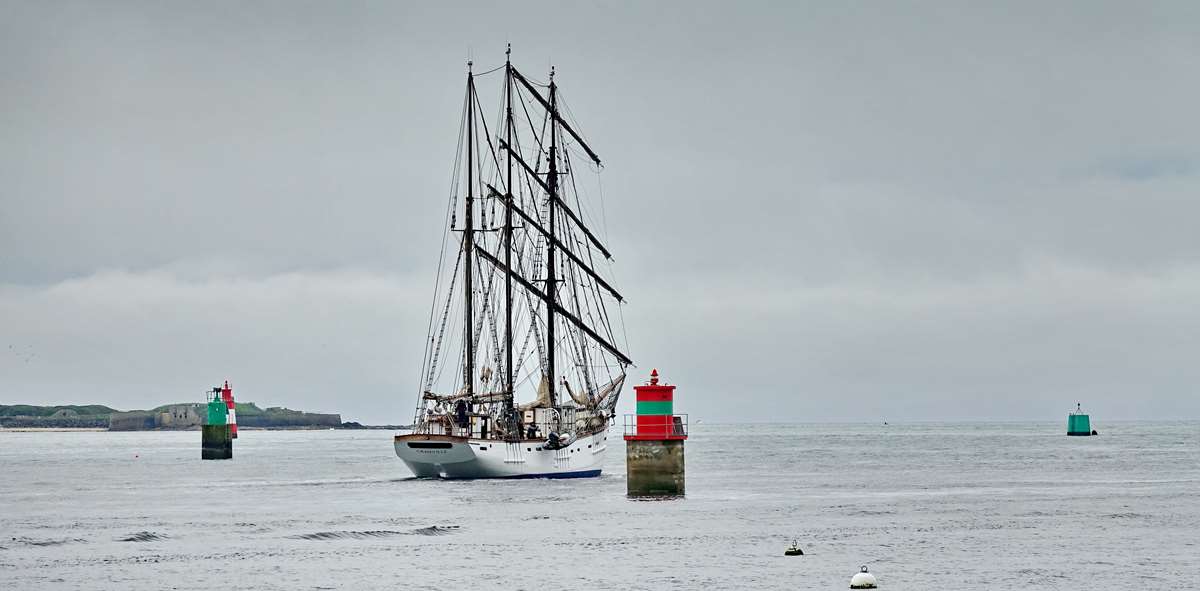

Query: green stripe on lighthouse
<box><xmin>636</xmin><ymin>400</ymin><xmax>673</xmax><ymax>415</ymax></box>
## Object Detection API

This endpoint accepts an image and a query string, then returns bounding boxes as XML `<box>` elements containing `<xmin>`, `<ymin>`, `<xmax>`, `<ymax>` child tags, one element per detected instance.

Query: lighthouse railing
<box><xmin>623</xmin><ymin>414</ymin><xmax>688</xmax><ymax>439</ymax></box>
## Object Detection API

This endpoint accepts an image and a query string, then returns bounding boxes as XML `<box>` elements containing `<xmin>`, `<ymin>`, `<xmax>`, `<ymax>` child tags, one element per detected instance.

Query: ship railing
<box><xmin>488</xmin><ymin>418</ymin><xmax>584</xmax><ymax>441</ymax></box>
<box><xmin>418</xmin><ymin>411</ymin><xmax>609</xmax><ymax>441</ymax></box>
<box><xmin>437</xmin><ymin>422</ymin><xmax>580</xmax><ymax>441</ymax></box>
<box><xmin>623</xmin><ymin>414</ymin><xmax>688</xmax><ymax>439</ymax></box>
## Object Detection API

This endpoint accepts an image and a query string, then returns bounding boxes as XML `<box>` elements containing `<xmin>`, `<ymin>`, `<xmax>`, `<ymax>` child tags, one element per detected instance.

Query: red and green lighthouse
<box><xmin>624</xmin><ymin>369</ymin><xmax>687</xmax><ymax>496</ymax></box>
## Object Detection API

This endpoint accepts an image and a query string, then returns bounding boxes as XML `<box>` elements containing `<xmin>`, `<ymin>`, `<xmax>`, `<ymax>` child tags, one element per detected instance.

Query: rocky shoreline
<box><xmin>0</xmin><ymin>425</ymin><xmax>407</xmax><ymax>432</ymax></box>
<box><xmin>0</xmin><ymin>404</ymin><xmax>404</xmax><ymax>431</ymax></box>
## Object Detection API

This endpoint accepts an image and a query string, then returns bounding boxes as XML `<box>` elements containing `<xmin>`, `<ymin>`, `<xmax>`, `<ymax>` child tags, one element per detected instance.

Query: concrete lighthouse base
<box><xmin>626</xmin><ymin>439</ymin><xmax>685</xmax><ymax>496</ymax></box>
<box><xmin>201</xmin><ymin>424</ymin><xmax>233</xmax><ymax>460</ymax></box>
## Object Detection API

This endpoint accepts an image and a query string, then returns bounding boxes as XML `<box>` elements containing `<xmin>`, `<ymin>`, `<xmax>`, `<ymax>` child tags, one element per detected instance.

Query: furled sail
<box><xmin>518</xmin><ymin>378</ymin><xmax>552</xmax><ymax>412</ymax></box>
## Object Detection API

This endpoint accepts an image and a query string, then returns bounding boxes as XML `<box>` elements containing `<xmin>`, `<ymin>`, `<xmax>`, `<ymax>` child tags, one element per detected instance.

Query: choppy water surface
<box><xmin>1</xmin><ymin>422</ymin><xmax>1197</xmax><ymax>590</ymax></box>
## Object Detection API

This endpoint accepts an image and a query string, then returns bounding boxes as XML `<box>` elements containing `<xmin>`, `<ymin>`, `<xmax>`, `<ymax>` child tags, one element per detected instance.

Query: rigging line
<box><xmin>513</xmin><ymin>315</ymin><xmax>540</xmax><ymax>384</ymax></box>
<box><xmin>419</xmin><ymin>203</ymin><xmax>456</xmax><ymax>395</ymax></box>
<box><xmin>597</xmin><ymin>292</ymin><xmax>618</xmax><ymax>354</ymax></box>
<box><xmin>569</xmin><ymin>222</ymin><xmax>619</xmax><ymax>349</ymax></box>
<box><xmin>516</xmin><ymin>69</ymin><xmax>550</xmax><ymax>87</ymax></box>
<box><xmin>562</xmin><ymin>146</ymin><xmax>587</xmax><ymax>240</ymax></box>
<box><xmin>502</xmin><ymin>94</ymin><xmax>543</xmax><ymax>233</ymax></box>
<box><xmin>488</xmin><ymin>81</ymin><xmax>506</xmax><ymax>230</ymax></box>
<box><xmin>513</xmin><ymin>313</ymin><xmax>538</xmax><ymax>390</ymax></box>
<box><xmin>441</xmin><ymin>350</ymin><xmax>463</xmax><ymax>398</ymax></box>
<box><xmin>571</xmin><ymin>215</ymin><xmax>620</xmax><ymax>349</ymax></box>
<box><xmin>559</xmin><ymin>152</ymin><xmax>624</xmax><ymax>345</ymax></box>
<box><xmin>511</xmin><ymin>129</ymin><xmax>547</xmax><ymax>233</ymax></box>
<box><xmin>438</xmin><ymin>302</ymin><xmax>464</xmax><ymax>389</ymax></box>
<box><xmin>504</xmin><ymin>112</ymin><xmax>614</xmax><ymax>264</ymax></box>
<box><xmin>513</xmin><ymin>84</ymin><xmax>547</xmax><ymax>157</ymax></box>
<box><xmin>556</xmin><ymin>146</ymin><xmax>621</xmax><ymax>379</ymax></box>
<box><xmin>559</xmin><ymin>100</ymin><xmax>603</xmax><ymax>176</ymax></box>
<box><xmin>571</xmin><ymin>209</ymin><xmax>613</xmax><ymax>332</ymax></box>
<box><xmin>557</xmin><ymin>91</ymin><xmax>582</xmax><ymax>132</ymax></box>
<box><xmin>556</xmin><ymin>94</ymin><xmax>602</xmax><ymax>173</ymax></box>
<box><xmin>479</xmin><ymin>260</ymin><xmax>505</xmax><ymax>382</ymax></box>
<box><xmin>489</xmin><ymin>184</ymin><xmax>623</xmax><ymax>301</ymax></box>
<box><xmin>470</xmin><ymin>254</ymin><xmax>497</xmax><ymax>369</ymax></box>
<box><xmin>419</xmin><ymin>89</ymin><xmax>469</xmax><ymax>398</ymax></box>
<box><xmin>564</xmin><ymin>330</ymin><xmax>586</xmax><ymax>396</ymax></box>
<box><xmin>564</xmin><ymin>245</ymin><xmax>597</xmax><ymax>396</ymax></box>
<box><xmin>502</xmin><ymin>137</ymin><xmax>615</xmax><ymax>260</ymax></box>
<box><xmin>512</xmin><ymin>228</ymin><xmax>547</xmax><ymax>374</ymax></box>
<box><xmin>597</xmin><ymin>304</ymin><xmax>617</xmax><ymax>363</ymax></box>
<box><xmin>488</xmin><ymin>310</ymin><xmax>503</xmax><ymax>393</ymax></box>
<box><xmin>474</xmin><ymin>117</ymin><xmax>487</xmax><ymax>232</ymax></box>
<box><xmin>477</xmin><ymin>246</ymin><xmax>632</xmax><ymax>366</ymax></box>
<box><xmin>561</xmin><ymin>145</ymin><xmax>613</xmax><ymax>269</ymax></box>
<box><xmin>569</xmin><ymin>233</ymin><xmax>608</xmax><ymax>352</ymax></box>
<box><xmin>472</xmin><ymin>63</ymin><xmax>505</xmax><ymax>76</ymax></box>
<box><xmin>511</xmin><ymin>307</ymin><xmax>535</xmax><ymax>381</ymax></box>
<box><xmin>556</xmin><ymin>93</ymin><xmax>600</xmax><ymax>166</ymax></box>
<box><xmin>427</xmin><ymin>248</ymin><xmax>464</xmax><ymax>390</ymax></box>
<box><xmin>513</xmin><ymin>341</ymin><xmax>546</xmax><ymax>394</ymax></box>
<box><xmin>571</xmin><ymin>245</ymin><xmax>621</xmax><ymax>375</ymax></box>
<box><xmin>596</xmin><ymin>168</ymin><xmax>609</xmax><ymax>247</ymax></box>
<box><xmin>509</xmin><ymin>165</ymin><xmax>555</xmax><ymax>342</ymax></box>
<box><xmin>471</xmin><ymin>89</ymin><xmax>504</xmax><ymax>201</ymax></box>
<box><xmin>578</xmin><ymin>276</ymin><xmax>609</xmax><ymax>357</ymax></box>
<box><xmin>617</xmin><ymin>298</ymin><xmax>631</xmax><ymax>367</ymax></box>
<box><xmin>525</xmin><ymin>251</ymin><xmax>549</xmax><ymax>375</ymax></box>
<box><xmin>534</xmin><ymin>91</ymin><xmax>550</xmax><ymax>165</ymax></box>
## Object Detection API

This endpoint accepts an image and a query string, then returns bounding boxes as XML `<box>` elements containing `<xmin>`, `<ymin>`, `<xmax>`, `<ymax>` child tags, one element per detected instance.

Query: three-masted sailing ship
<box><xmin>394</xmin><ymin>48</ymin><xmax>631</xmax><ymax>479</ymax></box>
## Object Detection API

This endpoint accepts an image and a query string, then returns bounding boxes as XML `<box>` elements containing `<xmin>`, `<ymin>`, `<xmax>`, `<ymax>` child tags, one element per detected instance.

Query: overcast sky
<box><xmin>3</xmin><ymin>1</ymin><xmax>1199</xmax><ymax>423</ymax></box>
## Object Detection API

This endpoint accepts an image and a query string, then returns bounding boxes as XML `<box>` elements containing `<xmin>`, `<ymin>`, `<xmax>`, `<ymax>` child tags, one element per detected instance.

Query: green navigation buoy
<box><xmin>202</xmin><ymin>392</ymin><xmax>233</xmax><ymax>459</ymax></box>
<box><xmin>1067</xmin><ymin>402</ymin><xmax>1096</xmax><ymax>436</ymax></box>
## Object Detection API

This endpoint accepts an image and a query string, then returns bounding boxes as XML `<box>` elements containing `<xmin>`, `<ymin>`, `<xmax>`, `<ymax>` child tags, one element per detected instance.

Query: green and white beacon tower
<box><xmin>202</xmin><ymin>380</ymin><xmax>237</xmax><ymax>459</ymax></box>
<box><xmin>1067</xmin><ymin>402</ymin><xmax>1096</xmax><ymax>436</ymax></box>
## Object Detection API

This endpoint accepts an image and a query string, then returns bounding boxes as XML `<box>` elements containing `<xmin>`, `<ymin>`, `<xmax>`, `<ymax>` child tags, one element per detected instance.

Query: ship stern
<box><xmin>394</xmin><ymin>434</ymin><xmax>475</xmax><ymax>478</ymax></box>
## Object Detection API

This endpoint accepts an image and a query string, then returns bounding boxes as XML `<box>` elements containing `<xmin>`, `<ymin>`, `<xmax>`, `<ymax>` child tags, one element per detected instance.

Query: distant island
<box><xmin>0</xmin><ymin>403</ymin><xmax>406</xmax><ymax>430</ymax></box>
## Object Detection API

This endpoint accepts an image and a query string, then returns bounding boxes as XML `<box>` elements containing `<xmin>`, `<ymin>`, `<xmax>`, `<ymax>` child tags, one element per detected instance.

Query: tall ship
<box><xmin>395</xmin><ymin>47</ymin><xmax>631</xmax><ymax>479</ymax></box>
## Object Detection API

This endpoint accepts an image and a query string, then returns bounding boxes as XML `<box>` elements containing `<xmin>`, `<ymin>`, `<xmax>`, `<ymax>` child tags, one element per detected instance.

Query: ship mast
<box><xmin>545</xmin><ymin>67</ymin><xmax>558</xmax><ymax>409</ymax></box>
<box><xmin>463</xmin><ymin>62</ymin><xmax>475</xmax><ymax>399</ymax></box>
<box><xmin>503</xmin><ymin>46</ymin><xmax>515</xmax><ymax>421</ymax></box>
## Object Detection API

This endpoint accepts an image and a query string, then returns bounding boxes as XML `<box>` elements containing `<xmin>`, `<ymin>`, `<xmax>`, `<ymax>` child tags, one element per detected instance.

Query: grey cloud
<box><xmin>3</xmin><ymin>1</ymin><xmax>1199</xmax><ymax>421</ymax></box>
<box><xmin>0</xmin><ymin>268</ymin><xmax>424</xmax><ymax>421</ymax></box>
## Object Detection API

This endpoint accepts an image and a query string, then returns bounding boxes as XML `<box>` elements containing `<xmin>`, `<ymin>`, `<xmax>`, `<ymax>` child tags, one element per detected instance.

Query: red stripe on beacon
<box><xmin>222</xmin><ymin>380</ymin><xmax>238</xmax><ymax>438</ymax></box>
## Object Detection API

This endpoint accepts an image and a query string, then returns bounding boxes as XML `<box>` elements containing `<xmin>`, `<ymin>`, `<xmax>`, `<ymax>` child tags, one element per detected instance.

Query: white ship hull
<box><xmin>394</xmin><ymin>430</ymin><xmax>611</xmax><ymax>479</ymax></box>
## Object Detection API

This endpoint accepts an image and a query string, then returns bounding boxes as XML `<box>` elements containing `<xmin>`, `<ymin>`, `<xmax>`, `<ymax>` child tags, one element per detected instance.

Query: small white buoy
<box><xmin>850</xmin><ymin>565</ymin><xmax>878</xmax><ymax>589</ymax></box>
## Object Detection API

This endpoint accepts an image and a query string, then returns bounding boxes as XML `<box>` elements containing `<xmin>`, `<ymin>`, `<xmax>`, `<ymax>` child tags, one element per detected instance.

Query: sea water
<box><xmin>1</xmin><ymin>422</ymin><xmax>1197</xmax><ymax>590</ymax></box>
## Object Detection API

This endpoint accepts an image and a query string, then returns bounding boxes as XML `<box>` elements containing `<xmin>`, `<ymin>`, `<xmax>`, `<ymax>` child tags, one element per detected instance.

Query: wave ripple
<box><xmin>117</xmin><ymin>532</ymin><xmax>167</xmax><ymax>542</ymax></box>
<box><xmin>290</xmin><ymin>525</ymin><xmax>460</xmax><ymax>541</ymax></box>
